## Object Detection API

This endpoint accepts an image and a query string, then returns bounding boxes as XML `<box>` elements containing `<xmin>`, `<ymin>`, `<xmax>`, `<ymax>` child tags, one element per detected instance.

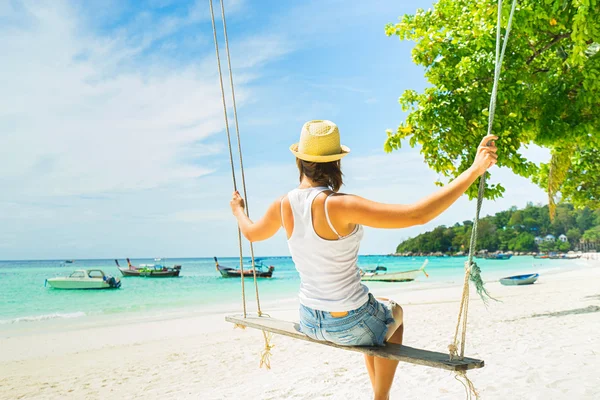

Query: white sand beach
<box><xmin>2</xmin><ymin>259</ymin><xmax>599</xmax><ymax>400</ymax></box>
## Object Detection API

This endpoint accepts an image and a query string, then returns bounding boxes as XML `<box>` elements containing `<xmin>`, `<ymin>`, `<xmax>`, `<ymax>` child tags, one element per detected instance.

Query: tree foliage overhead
<box><xmin>384</xmin><ymin>0</ymin><xmax>599</xmax><ymax>211</ymax></box>
<box><xmin>395</xmin><ymin>203</ymin><xmax>600</xmax><ymax>254</ymax></box>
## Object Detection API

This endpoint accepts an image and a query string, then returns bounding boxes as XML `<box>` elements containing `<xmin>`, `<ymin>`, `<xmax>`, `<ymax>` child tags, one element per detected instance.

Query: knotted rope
<box><xmin>448</xmin><ymin>0</ymin><xmax>518</xmax><ymax>398</ymax></box>
<box><xmin>209</xmin><ymin>0</ymin><xmax>272</xmax><ymax>366</ymax></box>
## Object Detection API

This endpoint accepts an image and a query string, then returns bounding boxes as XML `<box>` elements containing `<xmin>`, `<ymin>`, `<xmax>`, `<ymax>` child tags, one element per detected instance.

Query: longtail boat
<box><xmin>360</xmin><ymin>260</ymin><xmax>429</xmax><ymax>282</ymax></box>
<box><xmin>214</xmin><ymin>257</ymin><xmax>274</xmax><ymax>278</ymax></box>
<box><xmin>484</xmin><ymin>253</ymin><xmax>512</xmax><ymax>260</ymax></box>
<box><xmin>115</xmin><ymin>258</ymin><xmax>181</xmax><ymax>277</ymax></box>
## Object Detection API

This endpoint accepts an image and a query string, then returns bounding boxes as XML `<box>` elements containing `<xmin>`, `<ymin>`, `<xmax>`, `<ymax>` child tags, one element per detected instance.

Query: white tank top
<box><xmin>283</xmin><ymin>187</ymin><xmax>369</xmax><ymax>312</ymax></box>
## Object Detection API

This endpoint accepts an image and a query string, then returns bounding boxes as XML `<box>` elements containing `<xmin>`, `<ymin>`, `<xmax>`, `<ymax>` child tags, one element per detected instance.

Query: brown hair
<box><xmin>296</xmin><ymin>159</ymin><xmax>343</xmax><ymax>192</ymax></box>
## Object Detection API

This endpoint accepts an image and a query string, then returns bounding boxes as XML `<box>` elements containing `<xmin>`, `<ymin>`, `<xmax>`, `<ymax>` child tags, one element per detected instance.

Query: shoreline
<box><xmin>390</xmin><ymin>250</ymin><xmax>598</xmax><ymax>258</ymax></box>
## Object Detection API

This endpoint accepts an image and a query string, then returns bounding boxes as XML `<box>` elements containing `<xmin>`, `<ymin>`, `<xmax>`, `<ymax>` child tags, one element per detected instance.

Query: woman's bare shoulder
<box><xmin>330</xmin><ymin>192</ymin><xmax>360</xmax><ymax>201</ymax></box>
<box><xmin>327</xmin><ymin>192</ymin><xmax>363</xmax><ymax>209</ymax></box>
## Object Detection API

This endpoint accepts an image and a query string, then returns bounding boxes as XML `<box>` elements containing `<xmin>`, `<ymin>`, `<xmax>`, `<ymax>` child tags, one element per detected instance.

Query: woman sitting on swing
<box><xmin>230</xmin><ymin>120</ymin><xmax>498</xmax><ymax>400</ymax></box>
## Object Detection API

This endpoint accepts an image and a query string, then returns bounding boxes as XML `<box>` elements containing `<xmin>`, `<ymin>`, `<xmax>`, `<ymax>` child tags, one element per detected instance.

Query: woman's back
<box><xmin>282</xmin><ymin>186</ymin><xmax>369</xmax><ymax>312</ymax></box>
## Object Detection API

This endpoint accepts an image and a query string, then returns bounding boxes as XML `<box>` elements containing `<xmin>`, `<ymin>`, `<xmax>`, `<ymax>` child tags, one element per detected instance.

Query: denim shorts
<box><xmin>299</xmin><ymin>293</ymin><xmax>395</xmax><ymax>347</ymax></box>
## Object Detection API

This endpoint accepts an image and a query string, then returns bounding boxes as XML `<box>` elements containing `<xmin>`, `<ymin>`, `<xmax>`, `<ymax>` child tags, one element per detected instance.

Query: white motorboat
<box><xmin>45</xmin><ymin>269</ymin><xmax>121</xmax><ymax>290</ymax></box>
<box><xmin>360</xmin><ymin>260</ymin><xmax>429</xmax><ymax>282</ymax></box>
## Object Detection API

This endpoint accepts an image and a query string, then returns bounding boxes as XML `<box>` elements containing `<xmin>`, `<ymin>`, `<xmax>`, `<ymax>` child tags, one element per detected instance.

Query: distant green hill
<box><xmin>396</xmin><ymin>203</ymin><xmax>600</xmax><ymax>254</ymax></box>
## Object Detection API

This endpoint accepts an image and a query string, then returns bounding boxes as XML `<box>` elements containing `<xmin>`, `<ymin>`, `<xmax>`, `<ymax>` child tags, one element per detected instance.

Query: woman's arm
<box><xmin>338</xmin><ymin>134</ymin><xmax>498</xmax><ymax>229</ymax></box>
<box><xmin>230</xmin><ymin>194</ymin><xmax>281</xmax><ymax>242</ymax></box>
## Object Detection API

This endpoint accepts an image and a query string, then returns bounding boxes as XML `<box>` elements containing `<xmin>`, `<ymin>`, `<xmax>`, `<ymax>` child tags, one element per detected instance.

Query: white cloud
<box><xmin>0</xmin><ymin>0</ymin><xmax>296</xmax><ymax>259</ymax></box>
<box><xmin>0</xmin><ymin>0</ymin><xmax>290</xmax><ymax>200</ymax></box>
<box><xmin>169</xmin><ymin>209</ymin><xmax>232</xmax><ymax>222</ymax></box>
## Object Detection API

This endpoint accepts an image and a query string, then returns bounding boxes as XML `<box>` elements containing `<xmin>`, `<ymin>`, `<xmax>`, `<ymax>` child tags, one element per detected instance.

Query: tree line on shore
<box><xmin>395</xmin><ymin>203</ymin><xmax>600</xmax><ymax>255</ymax></box>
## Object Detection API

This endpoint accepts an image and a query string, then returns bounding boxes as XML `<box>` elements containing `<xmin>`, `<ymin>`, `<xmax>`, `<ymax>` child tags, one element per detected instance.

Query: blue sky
<box><xmin>0</xmin><ymin>0</ymin><xmax>549</xmax><ymax>260</ymax></box>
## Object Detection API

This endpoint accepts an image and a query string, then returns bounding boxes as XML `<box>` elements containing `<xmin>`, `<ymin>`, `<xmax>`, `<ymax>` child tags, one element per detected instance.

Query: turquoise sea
<box><xmin>0</xmin><ymin>255</ymin><xmax>582</xmax><ymax>325</ymax></box>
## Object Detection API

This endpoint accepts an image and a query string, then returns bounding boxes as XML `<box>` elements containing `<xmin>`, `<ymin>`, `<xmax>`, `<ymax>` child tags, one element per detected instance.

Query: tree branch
<box><xmin>527</xmin><ymin>33</ymin><xmax>571</xmax><ymax>65</ymax></box>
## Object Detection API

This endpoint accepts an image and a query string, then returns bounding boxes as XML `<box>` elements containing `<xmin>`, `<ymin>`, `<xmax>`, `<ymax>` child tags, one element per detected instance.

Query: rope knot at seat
<box><xmin>448</xmin><ymin>343</ymin><xmax>458</xmax><ymax>359</ymax></box>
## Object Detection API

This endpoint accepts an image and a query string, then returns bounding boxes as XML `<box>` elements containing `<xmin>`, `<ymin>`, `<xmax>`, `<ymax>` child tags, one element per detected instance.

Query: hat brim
<box><xmin>289</xmin><ymin>144</ymin><xmax>350</xmax><ymax>163</ymax></box>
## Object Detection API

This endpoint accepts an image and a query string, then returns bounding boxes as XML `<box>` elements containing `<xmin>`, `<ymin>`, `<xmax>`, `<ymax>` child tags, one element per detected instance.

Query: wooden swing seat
<box><xmin>226</xmin><ymin>315</ymin><xmax>484</xmax><ymax>372</ymax></box>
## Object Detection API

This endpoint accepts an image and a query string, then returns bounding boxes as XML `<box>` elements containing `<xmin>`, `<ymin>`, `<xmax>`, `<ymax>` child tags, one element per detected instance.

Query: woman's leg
<box><xmin>372</xmin><ymin>301</ymin><xmax>404</xmax><ymax>400</ymax></box>
<box><xmin>373</xmin><ymin>324</ymin><xmax>403</xmax><ymax>400</ymax></box>
<box><xmin>373</xmin><ymin>358</ymin><xmax>399</xmax><ymax>400</ymax></box>
<box><xmin>364</xmin><ymin>354</ymin><xmax>376</xmax><ymax>390</ymax></box>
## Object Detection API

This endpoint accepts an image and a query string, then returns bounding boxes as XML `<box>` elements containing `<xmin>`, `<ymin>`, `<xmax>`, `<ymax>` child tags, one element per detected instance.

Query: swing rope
<box><xmin>449</xmin><ymin>0</ymin><xmax>518</xmax><ymax>397</ymax></box>
<box><xmin>215</xmin><ymin>0</ymin><xmax>264</xmax><ymax>317</ymax></box>
<box><xmin>209</xmin><ymin>0</ymin><xmax>272</xmax><ymax>368</ymax></box>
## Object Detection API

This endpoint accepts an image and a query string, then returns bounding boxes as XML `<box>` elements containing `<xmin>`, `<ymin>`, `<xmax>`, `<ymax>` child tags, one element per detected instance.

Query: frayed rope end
<box><xmin>454</xmin><ymin>370</ymin><xmax>480</xmax><ymax>400</ymax></box>
<box><xmin>259</xmin><ymin>331</ymin><xmax>274</xmax><ymax>370</ymax></box>
<box><xmin>468</xmin><ymin>262</ymin><xmax>499</xmax><ymax>306</ymax></box>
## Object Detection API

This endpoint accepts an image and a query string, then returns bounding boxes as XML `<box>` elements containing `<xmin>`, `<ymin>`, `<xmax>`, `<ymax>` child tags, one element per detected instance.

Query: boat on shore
<box><xmin>45</xmin><ymin>269</ymin><xmax>121</xmax><ymax>289</ymax></box>
<box><xmin>360</xmin><ymin>260</ymin><xmax>429</xmax><ymax>282</ymax></box>
<box><xmin>549</xmin><ymin>252</ymin><xmax>582</xmax><ymax>260</ymax></box>
<box><xmin>115</xmin><ymin>258</ymin><xmax>181</xmax><ymax>277</ymax></box>
<box><xmin>499</xmin><ymin>273</ymin><xmax>539</xmax><ymax>286</ymax></box>
<box><xmin>214</xmin><ymin>257</ymin><xmax>275</xmax><ymax>278</ymax></box>
<box><xmin>535</xmin><ymin>252</ymin><xmax>581</xmax><ymax>260</ymax></box>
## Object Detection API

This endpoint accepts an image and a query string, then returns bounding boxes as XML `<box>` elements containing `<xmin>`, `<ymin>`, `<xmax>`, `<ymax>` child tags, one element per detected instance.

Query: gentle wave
<box><xmin>0</xmin><ymin>311</ymin><xmax>86</xmax><ymax>324</ymax></box>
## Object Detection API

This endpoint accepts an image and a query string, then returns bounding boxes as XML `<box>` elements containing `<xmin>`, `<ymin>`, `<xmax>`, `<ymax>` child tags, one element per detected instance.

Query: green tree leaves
<box><xmin>385</xmin><ymin>0</ymin><xmax>600</xmax><ymax>209</ymax></box>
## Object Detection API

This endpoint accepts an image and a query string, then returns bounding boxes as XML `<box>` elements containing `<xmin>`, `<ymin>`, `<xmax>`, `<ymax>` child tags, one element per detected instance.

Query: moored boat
<box><xmin>360</xmin><ymin>260</ymin><xmax>429</xmax><ymax>282</ymax></box>
<box><xmin>115</xmin><ymin>258</ymin><xmax>181</xmax><ymax>277</ymax></box>
<box><xmin>499</xmin><ymin>273</ymin><xmax>539</xmax><ymax>286</ymax></box>
<box><xmin>484</xmin><ymin>253</ymin><xmax>512</xmax><ymax>260</ymax></box>
<box><xmin>46</xmin><ymin>269</ymin><xmax>121</xmax><ymax>289</ymax></box>
<box><xmin>214</xmin><ymin>257</ymin><xmax>275</xmax><ymax>278</ymax></box>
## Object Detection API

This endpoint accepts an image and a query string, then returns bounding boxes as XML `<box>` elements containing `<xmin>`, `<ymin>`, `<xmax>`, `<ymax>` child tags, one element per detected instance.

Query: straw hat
<box><xmin>289</xmin><ymin>120</ymin><xmax>350</xmax><ymax>163</ymax></box>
